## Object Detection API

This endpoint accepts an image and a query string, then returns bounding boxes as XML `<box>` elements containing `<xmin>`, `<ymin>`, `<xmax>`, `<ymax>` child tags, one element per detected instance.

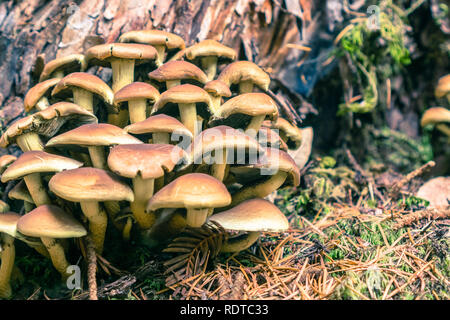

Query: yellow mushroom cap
<box><xmin>208</xmin><ymin>199</ymin><xmax>289</xmax><ymax>232</ymax></box>
<box><xmin>108</xmin><ymin>144</ymin><xmax>189</xmax><ymax>180</ymax></box>
<box><xmin>17</xmin><ymin>205</ymin><xmax>87</xmax><ymax>238</ymax></box>
<box><xmin>46</xmin><ymin>123</ymin><xmax>143</xmax><ymax>148</ymax></box>
<box><xmin>204</xmin><ymin>80</ymin><xmax>232</xmax><ymax>97</ymax></box>
<box><xmin>39</xmin><ymin>54</ymin><xmax>87</xmax><ymax>82</ymax></box>
<box><xmin>24</xmin><ymin>78</ymin><xmax>60</xmax><ymax>112</ymax></box>
<box><xmin>119</xmin><ymin>30</ymin><xmax>185</xmax><ymax>50</ymax></box>
<box><xmin>147</xmin><ymin>173</ymin><xmax>231</xmax><ymax>210</ymax></box>
<box><xmin>0</xmin><ymin>155</ymin><xmax>17</xmax><ymax>174</ymax></box>
<box><xmin>0</xmin><ymin>212</ymin><xmax>21</xmax><ymax>237</ymax></box>
<box><xmin>152</xmin><ymin>84</ymin><xmax>212</xmax><ymax>114</ymax></box>
<box><xmin>114</xmin><ymin>82</ymin><xmax>160</xmax><ymax>105</ymax></box>
<box><xmin>85</xmin><ymin>43</ymin><xmax>159</xmax><ymax>67</ymax></box>
<box><xmin>8</xmin><ymin>180</ymin><xmax>33</xmax><ymax>203</ymax></box>
<box><xmin>148</xmin><ymin>60</ymin><xmax>208</xmax><ymax>84</ymax></box>
<box><xmin>184</xmin><ymin>39</ymin><xmax>236</xmax><ymax>61</ymax></box>
<box><xmin>217</xmin><ymin>61</ymin><xmax>270</xmax><ymax>91</ymax></box>
<box><xmin>435</xmin><ymin>74</ymin><xmax>450</xmax><ymax>99</ymax></box>
<box><xmin>124</xmin><ymin>114</ymin><xmax>193</xmax><ymax>140</ymax></box>
<box><xmin>420</xmin><ymin>107</ymin><xmax>450</xmax><ymax>127</ymax></box>
<box><xmin>49</xmin><ymin>167</ymin><xmax>134</xmax><ymax>203</ymax></box>
<box><xmin>1</xmin><ymin>151</ymin><xmax>83</xmax><ymax>183</ymax></box>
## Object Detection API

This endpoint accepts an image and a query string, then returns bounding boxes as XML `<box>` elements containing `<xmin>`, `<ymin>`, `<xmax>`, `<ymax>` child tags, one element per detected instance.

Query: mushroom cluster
<box><xmin>0</xmin><ymin>29</ymin><xmax>306</xmax><ymax>298</ymax></box>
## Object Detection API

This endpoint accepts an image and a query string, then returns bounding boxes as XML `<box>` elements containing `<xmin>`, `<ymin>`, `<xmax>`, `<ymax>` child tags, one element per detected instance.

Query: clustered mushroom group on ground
<box><xmin>0</xmin><ymin>30</ymin><xmax>307</xmax><ymax>299</ymax></box>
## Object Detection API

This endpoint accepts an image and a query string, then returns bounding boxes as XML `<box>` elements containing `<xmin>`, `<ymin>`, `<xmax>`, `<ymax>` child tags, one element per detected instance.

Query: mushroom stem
<box><xmin>0</xmin><ymin>234</ymin><xmax>15</xmax><ymax>299</ymax></box>
<box><xmin>88</xmin><ymin>146</ymin><xmax>107</xmax><ymax>170</ymax></box>
<box><xmin>131</xmin><ymin>176</ymin><xmax>156</xmax><ymax>229</ymax></box>
<box><xmin>23</xmin><ymin>173</ymin><xmax>52</xmax><ymax>206</ymax></box>
<box><xmin>16</xmin><ymin>132</ymin><xmax>44</xmax><ymax>152</ymax></box>
<box><xmin>209</xmin><ymin>95</ymin><xmax>221</xmax><ymax>115</ymax></box>
<box><xmin>53</xmin><ymin>70</ymin><xmax>65</xmax><ymax>79</ymax></box>
<box><xmin>40</xmin><ymin>236</ymin><xmax>71</xmax><ymax>281</ymax></box>
<box><xmin>239</xmin><ymin>80</ymin><xmax>254</xmax><ymax>93</ymax></box>
<box><xmin>230</xmin><ymin>171</ymin><xmax>288</xmax><ymax>207</ymax></box>
<box><xmin>128</xmin><ymin>99</ymin><xmax>147</xmax><ymax>124</ymax></box>
<box><xmin>110</xmin><ymin>58</ymin><xmax>135</xmax><ymax>93</ymax></box>
<box><xmin>186</xmin><ymin>208</ymin><xmax>209</xmax><ymax>228</ymax></box>
<box><xmin>80</xmin><ymin>201</ymin><xmax>107</xmax><ymax>254</ymax></box>
<box><xmin>72</xmin><ymin>88</ymin><xmax>94</xmax><ymax>113</ymax></box>
<box><xmin>211</xmin><ymin>148</ymin><xmax>228</xmax><ymax>182</ymax></box>
<box><xmin>35</xmin><ymin>96</ymin><xmax>50</xmax><ymax>111</ymax></box>
<box><xmin>154</xmin><ymin>45</ymin><xmax>166</xmax><ymax>66</ymax></box>
<box><xmin>122</xmin><ymin>217</ymin><xmax>133</xmax><ymax>242</ymax></box>
<box><xmin>245</xmin><ymin>115</ymin><xmax>266</xmax><ymax>138</ymax></box>
<box><xmin>201</xmin><ymin>56</ymin><xmax>218</xmax><ymax>81</ymax></box>
<box><xmin>220</xmin><ymin>231</ymin><xmax>261</xmax><ymax>253</ymax></box>
<box><xmin>166</xmin><ymin>80</ymin><xmax>180</xmax><ymax>89</ymax></box>
<box><xmin>178</xmin><ymin>103</ymin><xmax>198</xmax><ymax>137</ymax></box>
<box><xmin>152</xmin><ymin>132</ymin><xmax>170</xmax><ymax>144</ymax></box>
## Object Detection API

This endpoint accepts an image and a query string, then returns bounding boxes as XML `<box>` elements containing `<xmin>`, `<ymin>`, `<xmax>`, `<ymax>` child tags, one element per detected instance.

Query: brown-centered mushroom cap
<box><xmin>24</xmin><ymin>78</ymin><xmax>60</xmax><ymax>112</ymax></box>
<box><xmin>420</xmin><ymin>107</ymin><xmax>450</xmax><ymax>127</ymax></box>
<box><xmin>152</xmin><ymin>84</ymin><xmax>212</xmax><ymax>115</ymax></box>
<box><xmin>0</xmin><ymin>212</ymin><xmax>21</xmax><ymax>238</ymax></box>
<box><xmin>8</xmin><ymin>180</ymin><xmax>33</xmax><ymax>203</ymax></box>
<box><xmin>39</xmin><ymin>54</ymin><xmax>87</xmax><ymax>82</ymax></box>
<box><xmin>1</xmin><ymin>151</ymin><xmax>83</xmax><ymax>183</ymax></box>
<box><xmin>435</xmin><ymin>74</ymin><xmax>450</xmax><ymax>99</ymax></box>
<box><xmin>114</xmin><ymin>82</ymin><xmax>160</xmax><ymax>105</ymax></box>
<box><xmin>262</xmin><ymin>118</ymin><xmax>303</xmax><ymax>149</ymax></box>
<box><xmin>124</xmin><ymin>114</ymin><xmax>193</xmax><ymax>139</ymax></box>
<box><xmin>17</xmin><ymin>205</ymin><xmax>87</xmax><ymax>239</ymax></box>
<box><xmin>148</xmin><ymin>61</ymin><xmax>208</xmax><ymax>84</ymax></box>
<box><xmin>118</xmin><ymin>30</ymin><xmax>185</xmax><ymax>50</ymax></box>
<box><xmin>46</xmin><ymin>123</ymin><xmax>143</xmax><ymax>148</ymax></box>
<box><xmin>49</xmin><ymin>167</ymin><xmax>134</xmax><ymax>203</ymax></box>
<box><xmin>217</xmin><ymin>61</ymin><xmax>270</xmax><ymax>91</ymax></box>
<box><xmin>208</xmin><ymin>199</ymin><xmax>289</xmax><ymax>232</ymax></box>
<box><xmin>51</xmin><ymin>72</ymin><xmax>114</xmax><ymax>106</ymax></box>
<box><xmin>204</xmin><ymin>80</ymin><xmax>232</xmax><ymax>98</ymax></box>
<box><xmin>85</xmin><ymin>43</ymin><xmax>158</xmax><ymax>67</ymax></box>
<box><xmin>0</xmin><ymin>102</ymin><xmax>98</xmax><ymax>149</ymax></box>
<box><xmin>108</xmin><ymin>144</ymin><xmax>188</xmax><ymax>180</ymax></box>
<box><xmin>147</xmin><ymin>173</ymin><xmax>231</xmax><ymax>210</ymax></box>
<box><xmin>185</xmin><ymin>39</ymin><xmax>236</xmax><ymax>61</ymax></box>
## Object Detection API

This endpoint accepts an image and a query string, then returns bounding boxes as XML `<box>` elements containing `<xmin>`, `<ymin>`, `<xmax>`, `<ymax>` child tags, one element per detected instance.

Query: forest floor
<box><xmin>8</xmin><ymin>155</ymin><xmax>449</xmax><ymax>301</ymax></box>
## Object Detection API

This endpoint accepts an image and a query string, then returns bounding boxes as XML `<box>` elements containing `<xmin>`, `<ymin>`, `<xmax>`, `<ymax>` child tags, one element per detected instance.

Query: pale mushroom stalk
<box><xmin>220</xmin><ymin>231</ymin><xmax>261</xmax><ymax>253</ymax></box>
<box><xmin>52</xmin><ymin>70</ymin><xmax>65</xmax><ymax>79</ymax></box>
<box><xmin>131</xmin><ymin>176</ymin><xmax>156</xmax><ymax>229</ymax></box>
<box><xmin>201</xmin><ymin>56</ymin><xmax>218</xmax><ymax>81</ymax></box>
<box><xmin>179</xmin><ymin>103</ymin><xmax>199</xmax><ymax>137</ymax></box>
<box><xmin>128</xmin><ymin>99</ymin><xmax>148</xmax><ymax>124</ymax></box>
<box><xmin>72</xmin><ymin>88</ymin><xmax>94</xmax><ymax>113</ymax></box>
<box><xmin>186</xmin><ymin>208</ymin><xmax>209</xmax><ymax>228</ymax></box>
<box><xmin>40</xmin><ymin>236</ymin><xmax>71</xmax><ymax>280</ymax></box>
<box><xmin>35</xmin><ymin>96</ymin><xmax>50</xmax><ymax>111</ymax></box>
<box><xmin>246</xmin><ymin>115</ymin><xmax>266</xmax><ymax>138</ymax></box>
<box><xmin>209</xmin><ymin>96</ymin><xmax>221</xmax><ymax>115</ymax></box>
<box><xmin>210</xmin><ymin>148</ymin><xmax>228</xmax><ymax>182</ymax></box>
<box><xmin>154</xmin><ymin>45</ymin><xmax>166</xmax><ymax>66</ymax></box>
<box><xmin>0</xmin><ymin>234</ymin><xmax>15</xmax><ymax>299</ymax></box>
<box><xmin>230</xmin><ymin>171</ymin><xmax>288</xmax><ymax>207</ymax></box>
<box><xmin>239</xmin><ymin>80</ymin><xmax>254</xmax><ymax>93</ymax></box>
<box><xmin>23</xmin><ymin>173</ymin><xmax>52</xmax><ymax>206</ymax></box>
<box><xmin>16</xmin><ymin>133</ymin><xmax>44</xmax><ymax>152</ymax></box>
<box><xmin>79</xmin><ymin>201</ymin><xmax>108</xmax><ymax>254</ymax></box>
<box><xmin>87</xmin><ymin>146</ymin><xmax>107</xmax><ymax>170</ymax></box>
<box><xmin>110</xmin><ymin>58</ymin><xmax>135</xmax><ymax>93</ymax></box>
<box><xmin>166</xmin><ymin>80</ymin><xmax>180</xmax><ymax>89</ymax></box>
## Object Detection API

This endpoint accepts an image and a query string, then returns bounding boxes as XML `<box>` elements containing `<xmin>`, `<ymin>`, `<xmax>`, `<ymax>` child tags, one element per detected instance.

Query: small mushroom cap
<box><xmin>257</xmin><ymin>127</ymin><xmax>289</xmax><ymax>151</ymax></box>
<box><xmin>190</xmin><ymin>125</ymin><xmax>263</xmax><ymax>163</ymax></box>
<box><xmin>435</xmin><ymin>74</ymin><xmax>450</xmax><ymax>98</ymax></box>
<box><xmin>416</xmin><ymin>176</ymin><xmax>450</xmax><ymax>209</ymax></box>
<box><xmin>17</xmin><ymin>205</ymin><xmax>87</xmax><ymax>238</ymax></box>
<box><xmin>39</xmin><ymin>54</ymin><xmax>87</xmax><ymax>82</ymax></box>
<box><xmin>184</xmin><ymin>39</ymin><xmax>236</xmax><ymax>61</ymax></box>
<box><xmin>152</xmin><ymin>84</ymin><xmax>212</xmax><ymax>114</ymax></box>
<box><xmin>8</xmin><ymin>180</ymin><xmax>33</xmax><ymax>203</ymax></box>
<box><xmin>0</xmin><ymin>102</ymin><xmax>98</xmax><ymax>148</ymax></box>
<box><xmin>46</xmin><ymin>123</ymin><xmax>143</xmax><ymax>148</ymax></box>
<box><xmin>147</xmin><ymin>173</ymin><xmax>231</xmax><ymax>210</ymax></box>
<box><xmin>108</xmin><ymin>144</ymin><xmax>188</xmax><ymax>180</ymax></box>
<box><xmin>208</xmin><ymin>199</ymin><xmax>289</xmax><ymax>232</ymax></box>
<box><xmin>262</xmin><ymin>118</ymin><xmax>303</xmax><ymax>149</ymax></box>
<box><xmin>0</xmin><ymin>155</ymin><xmax>17</xmax><ymax>173</ymax></box>
<box><xmin>119</xmin><ymin>30</ymin><xmax>185</xmax><ymax>50</ymax></box>
<box><xmin>217</xmin><ymin>61</ymin><xmax>270</xmax><ymax>91</ymax></box>
<box><xmin>24</xmin><ymin>78</ymin><xmax>60</xmax><ymax>112</ymax></box>
<box><xmin>124</xmin><ymin>114</ymin><xmax>193</xmax><ymax>140</ymax></box>
<box><xmin>420</xmin><ymin>107</ymin><xmax>450</xmax><ymax>127</ymax></box>
<box><xmin>1</xmin><ymin>151</ymin><xmax>83</xmax><ymax>183</ymax></box>
<box><xmin>85</xmin><ymin>43</ymin><xmax>158</xmax><ymax>67</ymax></box>
<box><xmin>49</xmin><ymin>167</ymin><xmax>134</xmax><ymax>202</ymax></box>
<box><xmin>214</xmin><ymin>92</ymin><xmax>278</xmax><ymax>121</ymax></box>
<box><xmin>148</xmin><ymin>61</ymin><xmax>208</xmax><ymax>84</ymax></box>
<box><xmin>0</xmin><ymin>212</ymin><xmax>21</xmax><ymax>237</ymax></box>
<box><xmin>52</xmin><ymin>72</ymin><xmax>114</xmax><ymax>105</ymax></box>
<box><xmin>0</xmin><ymin>200</ymin><xmax>10</xmax><ymax>213</ymax></box>
<box><xmin>114</xmin><ymin>82</ymin><xmax>160</xmax><ymax>106</ymax></box>
<box><xmin>204</xmin><ymin>80</ymin><xmax>232</xmax><ymax>97</ymax></box>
